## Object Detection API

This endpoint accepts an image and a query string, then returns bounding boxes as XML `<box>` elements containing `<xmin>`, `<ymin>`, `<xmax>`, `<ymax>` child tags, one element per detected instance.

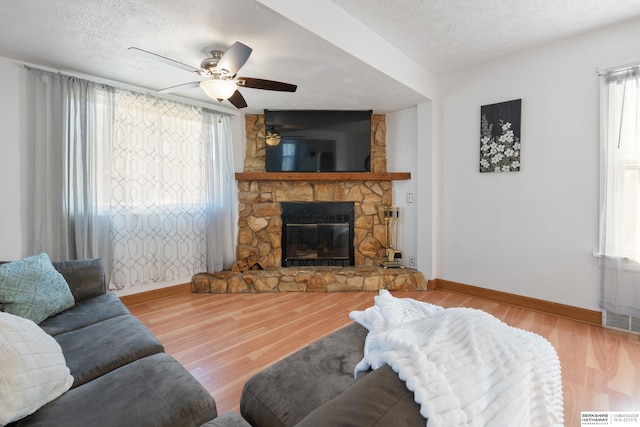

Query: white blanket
<box><xmin>349</xmin><ymin>290</ymin><xmax>564</xmax><ymax>427</ymax></box>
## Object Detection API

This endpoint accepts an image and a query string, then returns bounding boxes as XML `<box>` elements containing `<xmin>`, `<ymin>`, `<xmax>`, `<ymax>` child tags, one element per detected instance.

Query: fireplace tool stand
<box><xmin>381</xmin><ymin>206</ymin><xmax>403</xmax><ymax>269</ymax></box>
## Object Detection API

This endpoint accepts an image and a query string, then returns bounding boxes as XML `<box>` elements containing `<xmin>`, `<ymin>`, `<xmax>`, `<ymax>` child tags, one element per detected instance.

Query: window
<box><xmin>106</xmin><ymin>89</ymin><xmax>211</xmax><ymax>288</ymax></box>
<box><xmin>281</xmin><ymin>142</ymin><xmax>296</xmax><ymax>171</ymax></box>
<box><xmin>28</xmin><ymin>69</ymin><xmax>237</xmax><ymax>293</ymax></box>
<box><xmin>599</xmin><ymin>64</ymin><xmax>640</xmax><ymax>318</ymax></box>
<box><xmin>600</xmin><ymin>66</ymin><xmax>640</xmax><ymax>262</ymax></box>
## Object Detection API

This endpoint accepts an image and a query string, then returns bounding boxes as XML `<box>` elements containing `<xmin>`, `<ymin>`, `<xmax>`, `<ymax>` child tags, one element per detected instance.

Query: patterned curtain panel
<box><xmin>109</xmin><ymin>90</ymin><xmax>209</xmax><ymax>289</ymax></box>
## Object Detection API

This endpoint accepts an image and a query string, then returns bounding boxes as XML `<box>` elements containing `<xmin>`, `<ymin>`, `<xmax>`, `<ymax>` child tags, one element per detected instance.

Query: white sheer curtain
<box><xmin>599</xmin><ymin>65</ymin><xmax>640</xmax><ymax>318</ymax></box>
<box><xmin>28</xmin><ymin>69</ymin><xmax>237</xmax><ymax>291</ymax></box>
<box><xmin>203</xmin><ymin>110</ymin><xmax>237</xmax><ymax>272</ymax></box>
<box><xmin>28</xmin><ymin>69</ymin><xmax>111</xmax><ymax>265</ymax></box>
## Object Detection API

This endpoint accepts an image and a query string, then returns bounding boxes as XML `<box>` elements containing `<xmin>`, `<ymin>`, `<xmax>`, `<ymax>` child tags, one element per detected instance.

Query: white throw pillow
<box><xmin>0</xmin><ymin>311</ymin><xmax>74</xmax><ymax>425</ymax></box>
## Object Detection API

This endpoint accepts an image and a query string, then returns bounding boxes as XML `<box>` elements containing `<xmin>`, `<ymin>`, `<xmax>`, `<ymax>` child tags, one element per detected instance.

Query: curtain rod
<box><xmin>21</xmin><ymin>62</ymin><xmax>237</xmax><ymax>118</ymax></box>
<box><xmin>597</xmin><ymin>60</ymin><xmax>640</xmax><ymax>76</ymax></box>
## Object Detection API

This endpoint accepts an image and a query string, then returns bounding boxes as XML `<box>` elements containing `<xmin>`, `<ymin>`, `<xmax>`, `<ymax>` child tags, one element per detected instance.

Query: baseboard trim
<box><xmin>432</xmin><ymin>279</ymin><xmax>602</xmax><ymax>325</ymax></box>
<box><xmin>118</xmin><ymin>278</ymin><xmax>602</xmax><ymax>324</ymax></box>
<box><xmin>119</xmin><ymin>283</ymin><xmax>191</xmax><ymax>307</ymax></box>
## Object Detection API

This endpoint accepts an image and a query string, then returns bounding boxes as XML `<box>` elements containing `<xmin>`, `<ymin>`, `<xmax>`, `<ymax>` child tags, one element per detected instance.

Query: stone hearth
<box><xmin>192</xmin><ymin>266</ymin><xmax>427</xmax><ymax>293</ymax></box>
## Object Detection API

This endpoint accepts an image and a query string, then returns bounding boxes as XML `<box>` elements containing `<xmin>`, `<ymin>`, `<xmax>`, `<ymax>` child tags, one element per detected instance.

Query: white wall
<box><xmin>386</xmin><ymin>107</ymin><xmax>418</xmax><ymax>268</ymax></box>
<box><xmin>386</xmin><ymin>103</ymin><xmax>436</xmax><ymax>277</ymax></box>
<box><xmin>437</xmin><ymin>18</ymin><xmax>640</xmax><ymax>310</ymax></box>
<box><xmin>416</xmin><ymin>102</ymin><xmax>436</xmax><ymax>279</ymax></box>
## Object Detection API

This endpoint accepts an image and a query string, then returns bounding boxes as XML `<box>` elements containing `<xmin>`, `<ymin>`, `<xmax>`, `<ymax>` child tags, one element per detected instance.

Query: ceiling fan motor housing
<box><xmin>200</xmin><ymin>50</ymin><xmax>225</xmax><ymax>76</ymax></box>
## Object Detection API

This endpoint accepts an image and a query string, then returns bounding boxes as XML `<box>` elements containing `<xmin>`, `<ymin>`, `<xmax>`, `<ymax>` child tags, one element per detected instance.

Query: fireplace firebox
<box><xmin>281</xmin><ymin>202</ymin><xmax>354</xmax><ymax>267</ymax></box>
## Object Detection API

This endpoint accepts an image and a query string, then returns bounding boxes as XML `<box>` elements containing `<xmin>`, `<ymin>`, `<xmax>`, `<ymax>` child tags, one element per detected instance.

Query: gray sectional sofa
<box><xmin>3</xmin><ymin>258</ymin><xmax>248</xmax><ymax>427</ymax></box>
<box><xmin>2</xmin><ymin>256</ymin><xmax>424</xmax><ymax>426</ymax></box>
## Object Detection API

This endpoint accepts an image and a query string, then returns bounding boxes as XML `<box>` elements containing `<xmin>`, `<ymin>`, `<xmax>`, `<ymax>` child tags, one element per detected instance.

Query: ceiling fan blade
<box><xmin>128</xmin><ymin>47</ymin><xmax>201</xmax><ymax>73</ymax></box>
<box><xmin>237</xmin><ymin>77</ymin><xmax>297</xmax><ymax>92</ymax></box>
<box><xmin>228</xmin><ymin>90</ymin><xmax>248</xmax><ymax>109</ymax></box>
<box><xmin>217</xmin><ymin>42</ymin><xmax>252</xmax><ymax>76</ymax></box>
<box><xmin>158</xmin><ymin>81</ymin><xmax>200</xmax><ymax>93</ymax></box>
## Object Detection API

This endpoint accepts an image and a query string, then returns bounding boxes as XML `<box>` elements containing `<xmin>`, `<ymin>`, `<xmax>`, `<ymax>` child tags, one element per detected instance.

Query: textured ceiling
<box><xmin>0</xmin><ymin>0</ymin><xmax>639</xmax><ymax>113</ymax></box>
<box><xmin>333</xmin><ymin>0</ymin><xmax>640</xmax><ymax>74</ymax></box>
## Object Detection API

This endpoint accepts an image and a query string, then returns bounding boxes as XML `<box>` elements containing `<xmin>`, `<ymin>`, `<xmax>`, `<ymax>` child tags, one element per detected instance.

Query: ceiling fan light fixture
<box><xmin>265</xmin><ymin>127</ymin><xmax>281</xmax><ymax>146</ymax></box>
<box><xmin>200</xmin><ymin>79</ymin><xmax>237</xmax><ymax>101</ymax></box>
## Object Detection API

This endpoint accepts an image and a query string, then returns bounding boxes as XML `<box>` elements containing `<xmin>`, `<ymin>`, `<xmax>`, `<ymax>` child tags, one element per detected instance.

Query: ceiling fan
<box><xmin>128</xmin><ymin>41</ymin><xmax>297</xmax><ymax>109</ymax></box>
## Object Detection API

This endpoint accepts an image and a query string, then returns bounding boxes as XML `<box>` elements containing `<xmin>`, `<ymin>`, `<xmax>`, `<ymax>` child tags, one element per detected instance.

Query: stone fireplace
<box><xmin>235</xmin><ymin>179</ymin><xmax>394</xmax><ymax>268</ymax></box>
<box><xmin>235</xmin><ymin>114</ymin><xmax>393</xmax><ymax>268</ymax></box>
<box><xmin>281</xmin><ymin>202</ymin><xmax>354</xmax><ymax>267</ymax></box>
<box><xmin>191</xmin><ymin>114</ymin><xmax>427</xmax><ymax>293</ymax></box>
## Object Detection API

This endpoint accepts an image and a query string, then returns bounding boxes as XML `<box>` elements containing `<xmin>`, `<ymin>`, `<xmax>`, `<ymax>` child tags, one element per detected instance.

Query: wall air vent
<box><xmin>602</xmin><ymin>310</ymin><xmax>640</xmax><ymax>335</ymax></box>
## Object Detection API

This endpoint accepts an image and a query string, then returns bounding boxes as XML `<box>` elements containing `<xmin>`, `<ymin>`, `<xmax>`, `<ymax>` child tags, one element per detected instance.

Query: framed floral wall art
<box><xmin>480</xmin><ymin>99</ymin><xmax>521</xmax><ymax>173</ymax></box>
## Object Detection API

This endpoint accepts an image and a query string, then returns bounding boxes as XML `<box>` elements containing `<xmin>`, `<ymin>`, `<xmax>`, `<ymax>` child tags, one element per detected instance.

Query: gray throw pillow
<box><xmin>0</xmin><ymin>253</ymin><xmax>75</xmax><ymax>323</ymax></box>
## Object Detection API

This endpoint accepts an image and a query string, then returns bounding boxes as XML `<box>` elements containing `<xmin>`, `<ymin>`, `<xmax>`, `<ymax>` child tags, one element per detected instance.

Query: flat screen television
<box><xmin>264</xmin><ymin>110</ymin><xmax>372</xmax><ymax>172</ymax></box>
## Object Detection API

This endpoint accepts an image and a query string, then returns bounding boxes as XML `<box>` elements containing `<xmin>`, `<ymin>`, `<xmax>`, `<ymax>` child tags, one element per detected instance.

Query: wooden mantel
<box><xmin>235</xmin><ymin>172</ymin><xmax>411</xmax><ymax>181</ymax></box>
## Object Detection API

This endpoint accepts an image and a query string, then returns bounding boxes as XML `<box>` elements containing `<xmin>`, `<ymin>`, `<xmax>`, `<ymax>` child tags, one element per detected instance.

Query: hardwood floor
<box><xmin>127</xmin><ymin>289</ymin><xmax>640</xmax><ymax>426</ymax></box>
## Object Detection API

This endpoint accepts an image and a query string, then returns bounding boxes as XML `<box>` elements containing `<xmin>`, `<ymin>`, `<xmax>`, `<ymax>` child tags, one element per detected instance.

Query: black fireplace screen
<box><xmin>281</xmin><ymin>202</ymin><xmax>354</xmax><ymax>267</ymax></box>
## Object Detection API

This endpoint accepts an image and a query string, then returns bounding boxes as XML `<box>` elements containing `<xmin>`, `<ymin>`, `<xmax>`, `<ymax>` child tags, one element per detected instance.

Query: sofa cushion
<box><xmin>9</xmin><ymin>353</ymin><xmax>218</xmax><ymax>427</ymax></box>
<box><xmin>54</xmin><ymin>314</ymin><xmax>164</xmax><ymax>388</ymax></box>
<box><xmin>39</xmin><ymin>293</ymin><xmax>130</xmax><ymax>336</ymax></box>
<box><xmin>296</xmin><ymin>364</ymin><xmax>425</xmax><ymax>427</ymax></box>
<box><xmin>240</xmin><ymin>322</ymin><xmax>367</xmax><ymax>427</ymax></box>
<box><xmin>0</xmin><ymin>253</ymin><xmax>75</xmax><ymax>324</ymax></box>
<box><xmin>52</xmin><ymin>258</ymin><xmax>106</xmax><ymax>302</ymax></box>
<box><xmin>200</xmin><ymin>412</ymin><xmax>252</xmax><ymax>427</ymax></box>
<box><xmin>0</xmin><ymin>312</ymin><xmax>73</xmax><ymax>425</ymax></box>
